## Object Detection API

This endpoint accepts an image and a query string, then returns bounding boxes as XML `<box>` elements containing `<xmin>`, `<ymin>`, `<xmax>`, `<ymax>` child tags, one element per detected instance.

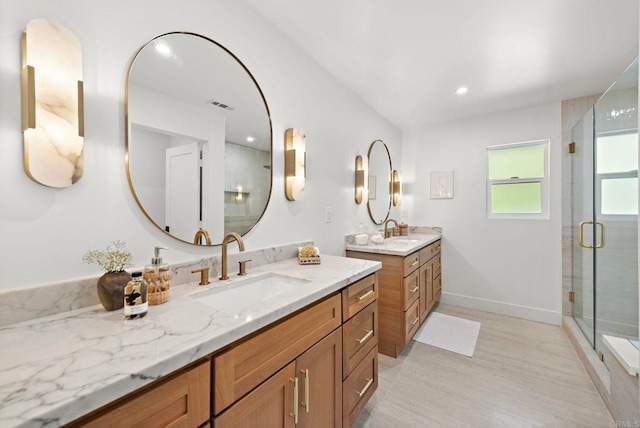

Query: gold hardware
<box><xmin>410</xmin><ymin>316</ymin><xmax>420</xmax><ymax>326</ymax></box>
<box><xmin>392</xmin><ymin>170</ymin><xmax>402</xmax><ymax>206</ymax></box>
<box><xmin>300</xmin><ymin>369</ymin><xmax>310</xmax><ymax>412</ymax></box>
<box><xmin>191</xmin><ymin>267</ymin><xmax>210</xmax><ymax>286</ymax></box>
<box><xmin>290</xmin><ymin>377</ymin><xmax>299</xmax><ymax>423</ymax></box>
<box><xmin>355</xmin><ymin>330</ymin><xmax>374</xmax><ymax>344</ymax></box>
<box><xmin>221</xmin><ymin>232</ymin><xmax>245</xmax><ymax>280</ymax></box>
<box><xmin>285</xmin><ymin>128</ymin><xmax>306</xmax><ymax>201</ymax></box>
<box><xmin>238</xmin><ymin>259</ymin><xmax>252</xmax><ymax>276</ymax></box>
<box><xmin>410</xmin><ymin>285</ymin><xmax>419</xmax><ymax>293</ymax></box>
<box><xmin>193</xmin><ymin>228</ymin><xmax>212</xmax><ymax>245</ymax></box>
<box><xmin>569</xmin><ymin>142</ymin><xmax>576</xmax><ymax>154</ymax></box>
<box><xmin>355</xmin><ymin>155</ymin><xmax>368</xmax><ymax>204</ymax></box>
<box><xmin>384</xmin><ymin>218</ymin><xmax>399</xmax><ymax>239</ymax></box>
<box><xmin>410</xmin><ymin>259</ymin><xmax>419</xmax><ymax>267</ymax></box>
<box><xmin>21</xmin><ymin>65</ymin><xmax>35</xmax><ymax>131</ymax></box>
<box><xmin>569</xmin><ymin>291</ymin><xmax>576</xmax><ymax>303</ymax></box>
<box><xmin>356</xmin><ymin>378</ymin><xmax>374</xmax><ymax>397</ymax></box>
<box><xmin>358</xmin><ymin>290</ymin><xmax>374</xmax><ymax>301</ymax></box>
<box><xmin>579</xmin><ymin>221</ymin><xmax>605</xmax><ymax>249</ymax></box>
<box><xmin>77</xmin><ymin>80</ymin><xmax>84</xmax><ymax>137</ymax></box>
<box><xmin>598</xmin><ymin>351</ymin><xmax>604</xmax><ymax>362</ymax></box>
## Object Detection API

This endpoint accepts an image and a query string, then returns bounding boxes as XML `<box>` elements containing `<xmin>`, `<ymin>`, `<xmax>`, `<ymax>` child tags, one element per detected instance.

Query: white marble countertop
<box><xmin>345</xmin><ymin>233</ymin><xmax>441</xmax><ymax>256</ymax></box>
<box><xmin>602</xmin><ymin>335</ymin><xmax>640</xmax><ymax>376</ymax></box>
<box><xmin>0</xmin><ymin>255</ymin><xmax>381</xmax><ymax>428</ymax></box>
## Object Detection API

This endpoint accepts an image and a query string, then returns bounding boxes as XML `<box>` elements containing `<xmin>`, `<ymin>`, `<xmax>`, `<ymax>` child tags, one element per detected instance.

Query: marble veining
<box><xmin>345</xmin><ymin>232</ymin><xmax>441</xmax><ymax>256</ymax></box>
<box><xmin>0</xmin><ymin>255</ymin><xmax>380</xmax><ymax>427</ymax></box>
<box><xmin>0</xmin><ymin>241</ymin><xmax>311</xmax><ymax>328</ymax></box>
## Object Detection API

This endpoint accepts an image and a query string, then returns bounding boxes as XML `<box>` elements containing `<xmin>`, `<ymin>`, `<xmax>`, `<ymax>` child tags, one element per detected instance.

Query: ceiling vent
<box><xmin>207</xmin><ymin>100</ymin><xmax>234</xmax><ymax>111</ymax></box>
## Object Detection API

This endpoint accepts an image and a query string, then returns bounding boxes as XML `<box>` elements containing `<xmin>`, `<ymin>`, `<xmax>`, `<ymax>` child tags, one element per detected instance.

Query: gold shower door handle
<box><xmin>578</xmin><ymin>221</ymin><xmax>605</xmax><ymax>249</ymax></box>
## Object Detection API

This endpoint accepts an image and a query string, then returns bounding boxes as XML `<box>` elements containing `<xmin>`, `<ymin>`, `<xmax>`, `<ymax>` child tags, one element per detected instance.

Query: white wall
<box><xmin>0</xmin><ymin>0</ymin><xmax>401</xmax><ymax>290</ymax></box>
<box><xmin>402</xmin><ymin>103</ymin><xmax>563</xmax><ymax>324</ymax></box>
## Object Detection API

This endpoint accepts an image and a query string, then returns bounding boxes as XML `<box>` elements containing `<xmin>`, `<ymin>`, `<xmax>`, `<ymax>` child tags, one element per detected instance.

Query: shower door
<box><xmin>571</xmin><ymin>58</ymin><xmax>639</xmax><ymax>367</ymax></box>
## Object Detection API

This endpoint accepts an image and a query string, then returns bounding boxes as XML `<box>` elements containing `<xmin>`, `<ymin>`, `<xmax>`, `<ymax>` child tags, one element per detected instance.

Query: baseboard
<box><xmin>440</xmin><ymin>292</ymin><xmax>562</xmax><ymax>326</ymax></box>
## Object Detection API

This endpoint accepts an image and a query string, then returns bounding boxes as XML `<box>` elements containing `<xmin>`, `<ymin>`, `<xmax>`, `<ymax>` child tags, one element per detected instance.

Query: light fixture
<box><xmin>21</xmin><ymin>19</ymin><xmax>84</xmax><ymax>188</ymax></box>
<box><xmin>392</xmin><ymin>170</ymin><xmax>403</xmax><ymax>206</ymax></box>
<box><xmin>236</xmin><ymin>186</ymin><xmax>243</xmax><ymax>201</ymax></box>
<box><xmin>456</xmin><ymin>87</ymin><xmax>468</xmax><ymax>95</ymax></box>
<box><xmin>355</xmin><ymin>155</ymin><xmax>368</xmax><ymax>204</ymax></box>
<box><xmin>284</xmin><ymin>128</ymin><xmax>306</xmax><ymax>201</ymax></box>
<box><xmin>246</xmin><ymin>136</ymin><xmax>255</xmax><ymax>143</ymax></box>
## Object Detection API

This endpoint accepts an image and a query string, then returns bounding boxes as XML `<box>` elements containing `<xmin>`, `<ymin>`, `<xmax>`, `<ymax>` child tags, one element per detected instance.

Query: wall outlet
<box><xmin>401</xmin><ymin>209</ymin><xmax>409</xmax><ymax>219</ymax></box>
<box><xmin>325</xmin><ymin>207</ymin><xmax>332</xmax><ymax>223</ymax></box>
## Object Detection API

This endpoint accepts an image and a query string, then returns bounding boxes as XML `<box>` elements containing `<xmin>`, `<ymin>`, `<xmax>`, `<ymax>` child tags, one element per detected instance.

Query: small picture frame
<box><xmin>368</xmin><ymin>175</ymin><xmax>377</xmax><ymax>200</ymax></box>
<box><xmin>430</xmin><ymin>171</ymin><xmax>454</xmax><ymax>199</ymax></box>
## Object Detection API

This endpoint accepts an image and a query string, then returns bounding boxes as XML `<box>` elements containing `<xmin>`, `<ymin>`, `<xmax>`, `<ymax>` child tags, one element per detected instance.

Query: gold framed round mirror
<box><xmin>125</xmin><ymin>32</ymin><xmax>272</xmax><ymax>246</ymax></box>
<box><xmin>367</xmin><ymin>140</ymin><xmax>392</xmax><ymax>225</ymax></box>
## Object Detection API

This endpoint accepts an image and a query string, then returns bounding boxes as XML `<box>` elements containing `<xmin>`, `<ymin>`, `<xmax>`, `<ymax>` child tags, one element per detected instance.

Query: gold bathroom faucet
<box><xmin>221</xmin><ymin>232</ymin><xmax>245</xmax><ymax>280</ymax></box>
<box><xmin>383</xmin><ymin>218</ymin><xmax>399</xmax><ymax>239</ymax></box>
<box><xmin>193</xmin><ymin>228</ymin><xmax>212</xmax><ymax>245</ymax></box>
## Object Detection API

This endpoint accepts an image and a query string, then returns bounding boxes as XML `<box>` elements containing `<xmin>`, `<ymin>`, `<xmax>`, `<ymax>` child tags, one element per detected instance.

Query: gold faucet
<box><xmin>193</xmin><ymin>228</ymin><xmax>212</xmax><ymax>245</ymax></box>
<box><xmin>220</xmin><ymin>232</ymin><xmax>245</xmax><ymax>280</ymax></box>
<box><xmin>383</xmin><ymin>218</ymin><xmax>399</xmax><ymax>238</ymax></box>
<box><xmin>191</xmin><ymin>267</ymin><xmax>210</xmax><ymax>286</ymax></box>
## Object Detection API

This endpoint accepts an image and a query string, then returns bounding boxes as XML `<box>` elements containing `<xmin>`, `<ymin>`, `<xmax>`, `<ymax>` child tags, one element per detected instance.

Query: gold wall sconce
<box><xmin>392</xmin><ymin>170</ymin><xmax>403</xmax><ymax>206</ymax></box>
<box><xmin>355</xmin><ymin>155</ymin><xmax>368</xmax><ymax>204</ymax></box>
<box><xmin>284</xmin><ymin>128</ymin><xmax>306</xmax><ymax>201</ymax></box>
<box><xmin>21</xmin><ymin>18</ymin><xmax>84</xmax><ymax>188</ymax></box>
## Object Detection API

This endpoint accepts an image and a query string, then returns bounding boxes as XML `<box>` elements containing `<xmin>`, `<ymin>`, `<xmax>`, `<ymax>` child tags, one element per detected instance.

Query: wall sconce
<box><xmin>392</xmin><ymin>170</ymin><xmax>403</xmax><ymax>206</ymax></box>
<box><xmin>236</xmin><ymin>186</ymin><xmax>243</xmax><ymax>201</ymax></box>
<box><xmin>21</xmin><ymin>19</ymin><xmax>84</xmax><ymax>188</ymax></box>
<box><xmin>355</xmin><ymin>155</ymin><xmax>368</xmax><ymax>204</ymax></box>
<box><xmin>284</xmin><ymin>128</ymin><xmax>306</xmax><ymax>201</ymax></box>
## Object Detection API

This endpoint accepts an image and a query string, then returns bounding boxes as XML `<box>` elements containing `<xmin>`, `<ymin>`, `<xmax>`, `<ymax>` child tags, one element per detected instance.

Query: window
<box><xmin>596</xmin><ymin>132</ymin><xmax>638</xmax><ymax>216</ymax></box>
<box><xmin>487</xmin><ymin>140</ymin><xmax>549</xmax><ymax>219</ymax></box>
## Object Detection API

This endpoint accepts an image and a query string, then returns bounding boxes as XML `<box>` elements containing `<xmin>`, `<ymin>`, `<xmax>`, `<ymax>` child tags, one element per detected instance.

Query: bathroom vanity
<box><xmin>0</xmin><ymin>255</ymin><xmax>380</xmax><ymax>427</ymax></box>
<box><xmin>346</xmin><ymin>231</ymin><xmax>441</xmax><ymax>357</ymax></box>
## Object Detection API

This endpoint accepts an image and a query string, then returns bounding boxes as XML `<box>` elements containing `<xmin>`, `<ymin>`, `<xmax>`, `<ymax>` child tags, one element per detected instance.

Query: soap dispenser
<box><xmin>144</xmin><ymin>246</ymin><xmax>170</xmax><ymax>305</ymax></box>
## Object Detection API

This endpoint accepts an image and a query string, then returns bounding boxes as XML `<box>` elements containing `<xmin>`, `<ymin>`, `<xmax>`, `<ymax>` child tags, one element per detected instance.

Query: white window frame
<box><xmin>486</xmin><ymin>139</ymin><xmax>550</xmax><ymax>220</ymax></box>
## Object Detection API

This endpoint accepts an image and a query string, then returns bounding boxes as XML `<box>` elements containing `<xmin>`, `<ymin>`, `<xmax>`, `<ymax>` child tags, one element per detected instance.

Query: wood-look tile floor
<box><xmin>353</xmin><ymin>303</ymin><xmax>613</xmax><ymax>428</ymax></box>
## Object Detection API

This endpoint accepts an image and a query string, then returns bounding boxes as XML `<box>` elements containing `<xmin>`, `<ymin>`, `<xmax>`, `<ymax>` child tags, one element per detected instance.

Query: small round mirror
<box><xmin>367</xmin><ymin>140</ymin><xmax>392</xmax><ymax>224</ymax></box>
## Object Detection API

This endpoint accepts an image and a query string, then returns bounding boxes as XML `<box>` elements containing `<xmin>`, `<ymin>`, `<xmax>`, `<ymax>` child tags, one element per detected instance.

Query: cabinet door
<box><xmin>215</xmin><ymin>362</ymin><xmax>296</xmax><ymax>428</ymax></box>
<box><xmin>419</xmin><ymin>261</ymin><xmax>433</xmax><ymax>323</ymax></box>
<box><xmin>403</xmin><ymin>269</ymin><xmax>420</xmax><ymax>311</ymax></box>
<box><xmin>297</xmin><ymin>327</ymin><xmax>343</xmax><ymax>428</ymax></box>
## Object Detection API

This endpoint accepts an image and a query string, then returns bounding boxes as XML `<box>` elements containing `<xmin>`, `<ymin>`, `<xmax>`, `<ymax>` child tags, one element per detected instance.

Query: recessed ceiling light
<box><xmin>246</xmin><ymin>136</ymin><xmax>255</xmax><ymax>142</ymax></box>
<box><xmin>155</xmin><ymin>43</ymin><xmax>171</xmax><ymax>56</ymax></box>
<box><xmin>456</xmin><ymin>87</ymin><xmax>468</xmax><ymax>95</ymax></box>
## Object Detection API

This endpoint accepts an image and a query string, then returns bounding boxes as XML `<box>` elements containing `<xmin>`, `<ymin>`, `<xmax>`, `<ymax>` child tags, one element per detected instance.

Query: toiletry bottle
<box><xmin>144</xmin><ymin>246</ymin><xmax>170</xmax><ymax>305</ymax></box>
<box><xmin>124</xmin><ymin>272</ymin><xmax>148</xmax><ymax>319</ymax></box>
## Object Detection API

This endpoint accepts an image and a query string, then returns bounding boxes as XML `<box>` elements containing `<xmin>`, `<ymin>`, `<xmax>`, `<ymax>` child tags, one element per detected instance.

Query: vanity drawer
<box><xmin>419</xmin><ymin>244</ymin><xmax>434</xmax><ymax>265</ymax></box>
<box><xmin>403</xmin><ymin>251</ymin><xmax>421</xmax><ymax>276</ymax></box>
<box><xmin>434</xmin><ymin>239</ymin><xmax>441</xmax><ymax>254</ymax></box>
<box><xmin>403</xmin><ymin>268</ymin><xmax>420</xmax><ymax>310</ymax></box>
<box><xmin>214</xmin><ymin>293</ymin><xmax>342</xmax><ymax>414</ymax></box>
<box><xmin>342</xmin><ymin>273</ymin><xmax>378</xmax><ymax>321</ymax></box>
<box><xmin>433</xmin><ymin>254</ymin><xmax>441</xmax><ymax>277</ymax></box>
<box><xmin>343</xmin><ymin>346</ymin><xmax>378</xmax><ymax>428</ymax></box>
<box><xmin>404</xmin><ymin>298</ymin><xmax>421</xmax><ymax>344</ymax></box>
<box><xmin>343</xmin><ymin>301</ymin><xmax>378</xmax><ymax>378</ymax></box>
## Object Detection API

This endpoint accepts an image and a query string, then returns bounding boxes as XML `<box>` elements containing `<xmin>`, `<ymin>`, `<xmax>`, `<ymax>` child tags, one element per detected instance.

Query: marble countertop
<box><xmin>345</xmin><ymin>233</ymin><xmax>441</xmax><ymax>256</ymax></box>
<box><xmin>0</xmin><ymin>255</ymin><xmax>381</xmax><ymax>428</ymax></box>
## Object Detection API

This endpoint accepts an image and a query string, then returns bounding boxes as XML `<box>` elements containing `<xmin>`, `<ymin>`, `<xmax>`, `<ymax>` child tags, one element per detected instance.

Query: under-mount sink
<box><xmin>386</xmin><ymin>237</ymin><xmax>420</xmax><ymax>243</ymax></box>
<box><xmin>188</xmin><ymin>273</ymin><xmax>309</xmax><ymax>315</ymax></box>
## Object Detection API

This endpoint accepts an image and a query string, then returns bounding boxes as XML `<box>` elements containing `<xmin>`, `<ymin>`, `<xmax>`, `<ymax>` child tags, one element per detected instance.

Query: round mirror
<box><xmin>126</xmin><ymin>32</ymin><xmax>272</xmax><ymax>245</ymax></box>
<box><xmin>367</xmin><ymin>140</ymin><xmax>392</xmax><ymax>224</ymax></box>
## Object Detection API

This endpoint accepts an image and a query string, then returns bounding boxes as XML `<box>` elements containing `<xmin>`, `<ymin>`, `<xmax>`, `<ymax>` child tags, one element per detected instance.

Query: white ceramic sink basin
<box><xmin>189</xmin><ymin>273</ymin><xmax>309</xmax><ymax>315</ymax></box>
<box><xmin>387</xmin><ymin>237</ymin><xmax>420</xmax><ymax>243</ymax></box>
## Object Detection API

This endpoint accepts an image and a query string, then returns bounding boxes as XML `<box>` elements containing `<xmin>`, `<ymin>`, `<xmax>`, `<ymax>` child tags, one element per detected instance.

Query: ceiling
<box><xmin>242</xmin><ymin>0</ymin><xmax>639</xmax><ymax>130</ymax></box>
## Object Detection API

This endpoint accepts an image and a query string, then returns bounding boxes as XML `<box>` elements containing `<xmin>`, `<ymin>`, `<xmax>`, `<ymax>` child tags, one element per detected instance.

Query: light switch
<box><xmin>325</xmin><ymin>207</ymin><xmax>332</xmax><ymax>223</ymax></box>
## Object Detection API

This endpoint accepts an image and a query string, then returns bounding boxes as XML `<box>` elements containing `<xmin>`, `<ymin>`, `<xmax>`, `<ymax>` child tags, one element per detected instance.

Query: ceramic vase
<box><xmin>97</xmin><ymin>271</ymin><xmax>131</xmax><ymax>311</ymax></box>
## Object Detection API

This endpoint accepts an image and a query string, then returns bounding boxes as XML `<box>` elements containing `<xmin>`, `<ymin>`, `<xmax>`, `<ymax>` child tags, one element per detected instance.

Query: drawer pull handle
<box><xmin>356</xmin><ymin>378</ymin><xmax>374</xmax><ymax>397</ymax></box>
<box><xmin>290</xmin><ymin>377</ymin><xmax>299</xmax><ymax>423</ymax></box>
<box><xmin>410</xmin><ymin>259</ymin><xmax>419</xmax><ymax>267</ymax></box>
<box><xmin>300</xmin><ymin>369</ymin><xmax>310</xmax><ymax>412</ymax></box>
<box><xmin>410</xmin><ymin>316</ymin><xmax>419</xmax><ymax>326</ymax></box>
<box><xmin>410</xmin><ymin>285</ymin><xmax>419</xmax><ymax>293</ymax></box>
<box><xmin>357</xmin><ymin>289</ymin><xmax>374</xmax><ymax>301</ymax></box>
<box><xmin>355</xmin><ymin>329</ymin><xmax>374</xmax><ymax>344</ymax></box>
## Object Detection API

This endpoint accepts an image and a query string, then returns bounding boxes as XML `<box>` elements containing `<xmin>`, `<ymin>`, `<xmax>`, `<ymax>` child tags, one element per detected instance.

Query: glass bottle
<box><xmin>124</xmin><ymin>272</ymin><xmax>148</xmax><ymax>319</ymax></box>
<box><xmin>144</xmin><ymin>246</ymin><xmax>171</xmax><ymax>305</ymax></box>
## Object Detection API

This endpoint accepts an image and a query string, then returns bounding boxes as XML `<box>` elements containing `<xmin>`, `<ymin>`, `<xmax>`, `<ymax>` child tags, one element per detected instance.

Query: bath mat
<box><xmin>412</xmin><ymin>312</ymin><xmax>481</xmax><ymax>357</ymax></box>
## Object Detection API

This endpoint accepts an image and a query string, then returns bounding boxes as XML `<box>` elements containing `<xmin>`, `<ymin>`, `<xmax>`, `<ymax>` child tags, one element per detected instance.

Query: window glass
<box><xmin>491</xmin><ymin>182</ymin><xmax>542</xmax><ymax>214</ymax></box>
<box><xmin>601</xmin><ymin>177</ymin><xmax>638</xmax><ymax>215</ymax></box>
<box><xmin>596</xmin><ymin>133</ymin><xmax>638</xmax><ymax>174</ymax></box>
<box><xmin>488</xmin><ymin>144</ymin><xmax>545</xmax><ymax>180</ymax></box>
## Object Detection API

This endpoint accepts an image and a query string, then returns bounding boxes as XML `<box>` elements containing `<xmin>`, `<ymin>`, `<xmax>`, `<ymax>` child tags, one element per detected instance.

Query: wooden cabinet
<box><xmin>347</xmin><ymin>239</ymin><xmax>441</xmax><ymax>358</ymax></box>
<box><xmin>69</xmin><ymin>359</ymin><xmax>211</xmax><ymax>428</ymax></box>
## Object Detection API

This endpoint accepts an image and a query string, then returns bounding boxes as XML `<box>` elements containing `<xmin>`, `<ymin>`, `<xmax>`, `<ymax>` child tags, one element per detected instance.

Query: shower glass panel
<box><xmin>571</xmin><ymin>58</ymin><xmax>639</xmax><ymax>369</ymax></box>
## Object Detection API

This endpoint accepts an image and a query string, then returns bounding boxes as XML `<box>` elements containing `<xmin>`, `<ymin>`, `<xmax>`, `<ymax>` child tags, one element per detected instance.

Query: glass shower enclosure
<box><xmin>571</xmin><ymin>58</ymin><xmax>639</xmax><ymax>368</ymax></box>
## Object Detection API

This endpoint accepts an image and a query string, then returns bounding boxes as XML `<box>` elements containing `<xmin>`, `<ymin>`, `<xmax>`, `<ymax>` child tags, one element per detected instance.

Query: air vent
<box><xmin>207</xmin><ymin>100</ymin><xmax>234</xmax><ymax>111</ymax></box>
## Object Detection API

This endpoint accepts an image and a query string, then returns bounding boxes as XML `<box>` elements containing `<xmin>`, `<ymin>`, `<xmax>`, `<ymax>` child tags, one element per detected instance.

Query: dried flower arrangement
<box><xmin>82</xmin><ymin>240</ymin><xmax>134</xmax><ymax>273</ymax></box>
